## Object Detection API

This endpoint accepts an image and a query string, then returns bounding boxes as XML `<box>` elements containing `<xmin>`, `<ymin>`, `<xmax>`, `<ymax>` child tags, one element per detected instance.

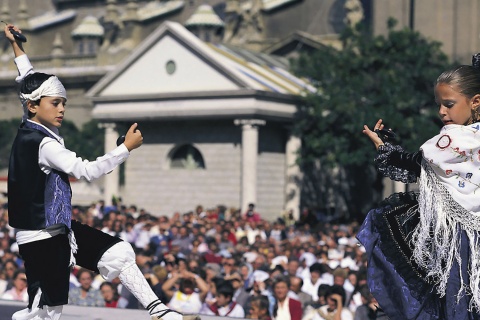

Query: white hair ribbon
<box><xmin>19</xmin><ymin>76</ymin><xmax>67</xmax><ymax>120</ymax></box>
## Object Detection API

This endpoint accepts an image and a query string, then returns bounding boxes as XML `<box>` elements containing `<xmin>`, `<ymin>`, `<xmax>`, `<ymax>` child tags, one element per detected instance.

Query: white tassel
<box><xmin>68</xmin><ymin>230</ymin><xmax>78</xmax><ymax>267</ymax></box>
<box><xmin>411</xmin><ymin>163</ymin><xmax>480</xmax><ymax>312</ymax></box>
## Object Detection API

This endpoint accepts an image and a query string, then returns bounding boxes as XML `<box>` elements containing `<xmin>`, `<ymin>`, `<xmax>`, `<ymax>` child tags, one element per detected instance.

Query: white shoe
<box><xmin>150</xmin><ymin>309</ymin><xmax>184</xmax><ymax>320</ymax></box>
<box><xmin>147</xmin><ymin>299</ymin><xmax>184</xmax><ymax>320</ymax></box>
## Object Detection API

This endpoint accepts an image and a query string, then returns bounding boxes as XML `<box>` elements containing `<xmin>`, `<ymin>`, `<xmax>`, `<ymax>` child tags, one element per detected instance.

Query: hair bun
<box><xmin>472</xmin><ymin>53</ymin><xmax>480</xmax><ymax>69</ymax></box>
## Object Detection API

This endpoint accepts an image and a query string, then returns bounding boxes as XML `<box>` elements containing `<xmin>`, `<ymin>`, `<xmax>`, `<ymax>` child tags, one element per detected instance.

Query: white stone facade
<box><xmin>87</xmin><ymin>21</ymin><xmax>307</xmax><ymax>220</ymax></box>
<box><xmin>116</xmin><ymin>120</ymin><xmax>289</xmax><ymax>221</ymax></box>
<box><xmin>120</xmin><ymin>121</ymin><xmax>243</xmax><ymax>217</ymax></box>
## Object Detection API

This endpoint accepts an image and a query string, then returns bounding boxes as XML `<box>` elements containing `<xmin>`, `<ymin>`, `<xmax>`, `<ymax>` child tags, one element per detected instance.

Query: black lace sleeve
<box><xmin>374</xmin><ymin>142</ymin><xmax>421</xmax><ymax>183</ymax></box>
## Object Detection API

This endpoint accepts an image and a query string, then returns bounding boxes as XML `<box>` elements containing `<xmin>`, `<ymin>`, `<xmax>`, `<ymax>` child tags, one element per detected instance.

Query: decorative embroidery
<box><xmin>375</xmin><ymin>143</ymin><xmax>417</xmax><ymax>183</ymax></box>
<box><xmin>436</xmin><ymin>134</ymin><xmax>452</xmax><ymax>149</ymax></box>
<box><xmin>422</xmin><ymin>126</ymin><xmax>480</xmax><ymax>196</ymax></box>
<box><xmin>23</xmin><ymin>121</ymin><xmax>72</xmax><ymax>228</ymax></box>
<box><xmin>452</xmin><ymin>147</ymin><xmax>471</xmax><ymax>160</ymax></box>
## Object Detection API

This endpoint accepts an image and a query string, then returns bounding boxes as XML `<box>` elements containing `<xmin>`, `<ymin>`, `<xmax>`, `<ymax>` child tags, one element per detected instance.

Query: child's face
<box><xmin>310</xmin><ymin>270</ymin><xmax>321</xmax><ymax>282</ymax></box>
<box><xmin>435</xmin><ymin>83</ymin><xmax>478</xmax><ymax>125</ymax></box>
<box><xmin>29</xmin><ymin>96</ymin><xmax>66</xmax><ymax>129</ymax></box>
<box><xmin>326</xmin><ymin>295</ymin><xmax>338</xmax><ymax>310</ymax></box>
<box><xmin>216</xmin><ymin>293</ymin><xmax>229</xmax><ymax>307</ymax></box>
<box><xmin>250</xmin><ymin>301</ymin><xmax>267</xmax><ymax>319</ymax></box>
<box><xmin>101</xmin><ymin>284</ymin><xmax>115</xmax><ymax>301</ymax></box>
<box><xmin>249</xmin><ymin>303</ymin><xmax>263</xmax><ymax>319</ymax></box>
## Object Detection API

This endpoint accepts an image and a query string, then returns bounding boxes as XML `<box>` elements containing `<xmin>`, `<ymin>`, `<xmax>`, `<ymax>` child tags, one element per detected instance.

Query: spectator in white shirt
<box><xmin>1</xmin><ymin>270</ymin><xmax>28</xmax><ymax>302</ymax></box>
<box><xmin>302</xmin><ymin>263</ymin><xmax>333</xmax><ymax>301</ymax></box>
<box><xmin>202</xmin><ymin>279</ymin><xmax>245</xmax><ymax>317</ymax></box>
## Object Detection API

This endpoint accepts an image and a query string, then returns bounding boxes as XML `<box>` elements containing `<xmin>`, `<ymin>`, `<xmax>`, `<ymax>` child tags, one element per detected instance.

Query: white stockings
<box><xmin>98</xmin><ymin>242</ymin><xmax>179</xmax><ymax>317</ymax></box>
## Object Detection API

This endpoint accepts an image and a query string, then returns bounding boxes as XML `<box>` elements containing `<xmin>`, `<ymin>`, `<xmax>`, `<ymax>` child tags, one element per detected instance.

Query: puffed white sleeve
<box><xmin>38</xmin><ymin>137</ymin><xmax>130</xmax><ymax>182</ymax></box>
<box><xmin>14</xmin><ymin>54</ymin><xmax>34</xmax><ymax>83</ymax></box>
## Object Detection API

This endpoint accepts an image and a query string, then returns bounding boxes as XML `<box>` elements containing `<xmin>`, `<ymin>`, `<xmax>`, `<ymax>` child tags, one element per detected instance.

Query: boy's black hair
<box><xmin>309</xmin><ymin>262</ymin><xmax>326</xmax><ymax>274</ymax></box>
<box><xmin>325</xmin><ymin>284</ymin><xmax>347</xmax><ymax>306</ymax></box>
<box><xmin>13</xmin><ymin>269</ymin><xmax>26</xmax><ymax>280</ymax></box>
<box><xmin>19</xmin><ymin>72</ymin><xmax>54</xmax><ymax>95</ymax></box>
<box><xmin>216</xmin><ymin>279</ymin><xmax>234</xmax><ymax>299</ymax></box>
<box><xmin>317</xmin><ymin>283</ymin><xmax>331</xmax><ymax>298</ymax></box>
<box><xmin>179</xmin><ymin>278</ymin><xmax>195</xmax><ymax>292</ymax></box>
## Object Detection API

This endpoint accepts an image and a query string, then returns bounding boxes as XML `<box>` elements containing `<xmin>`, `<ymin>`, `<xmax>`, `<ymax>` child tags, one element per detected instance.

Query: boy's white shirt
<box><xmin>14</xmin><ymin>55</ymin><xmax>130</xmax><ymax>245</ymax></box>
<box><xmin>35</xmin><ymin>119</ymin><xmax>129</xmax><ymax>181</ymax></box>
<box><xmin>14</xmin><ymin>54</ymin><xmax>34</xmax><ymax>83</ymax></box>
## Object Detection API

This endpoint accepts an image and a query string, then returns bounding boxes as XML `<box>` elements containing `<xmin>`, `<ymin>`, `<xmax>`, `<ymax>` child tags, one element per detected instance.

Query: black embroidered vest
<box><xmin>8</xmin><ymin>122</ymin><xmax>72</xmax><ymax>230</ymax></box>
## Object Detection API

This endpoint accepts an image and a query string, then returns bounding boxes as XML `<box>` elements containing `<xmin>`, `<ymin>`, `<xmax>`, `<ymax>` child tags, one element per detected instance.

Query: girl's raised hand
<box><xmin>363</xmin><ymin>119</ymin><xmax>385</xmax><ymax>150</ymax></box>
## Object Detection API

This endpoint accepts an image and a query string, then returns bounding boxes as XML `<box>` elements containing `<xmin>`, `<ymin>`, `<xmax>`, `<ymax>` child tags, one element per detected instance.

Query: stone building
<box><xmin>0</xmin><ymin>0</ymin><xmax>478</xmax><ymax>218</ymax></box>
<box><xmin>87</xmin><ymin>21</ymin><xmax>313</xmax><ymax>218</ymax></box>
<box><xmin>369</xmin><ymin>0</ymin><xmax>480</xmax><ymax>64</ymax></box>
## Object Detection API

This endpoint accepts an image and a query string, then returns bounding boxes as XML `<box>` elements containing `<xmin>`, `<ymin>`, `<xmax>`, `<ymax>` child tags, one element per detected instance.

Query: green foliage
<box><xmin>291</xmin><ymin>21</ymin><xmax>452</xmax><ymax>219</ymax></box>
<box><xmin>0</xmin><ymin>119</ymin><xmax>22</xmax><ymax>169</ymax></box>
<box><xmin>62</xmin><ymin>120</ymin><xmax>105</xmax><ymax>161</ymax></box>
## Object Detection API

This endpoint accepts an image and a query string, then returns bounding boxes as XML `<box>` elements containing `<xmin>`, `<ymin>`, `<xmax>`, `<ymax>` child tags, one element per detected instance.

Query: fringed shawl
<box><xmin>414</xmin><ymin>123</ymin><xmax>480</xmax><ymax>311</ymax></box>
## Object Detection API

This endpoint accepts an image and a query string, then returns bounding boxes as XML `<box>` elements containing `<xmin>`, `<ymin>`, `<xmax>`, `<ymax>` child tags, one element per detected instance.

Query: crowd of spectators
<box><xmin>0</xmin><ymin>197</ymin><xmax>386</xmax><ymax>319</ymax></box>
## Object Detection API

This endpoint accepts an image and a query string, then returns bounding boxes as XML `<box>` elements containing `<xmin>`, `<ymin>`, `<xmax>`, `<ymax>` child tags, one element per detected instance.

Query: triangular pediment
<box><xmin>88</xmin><ymin>21</ymin><xmax>247</xmax><ymax>98</ymax></box>
<box><xmin>89</xmin><ymin>21</ymin><xmax>313</xmax><ymax>100</ymax></box>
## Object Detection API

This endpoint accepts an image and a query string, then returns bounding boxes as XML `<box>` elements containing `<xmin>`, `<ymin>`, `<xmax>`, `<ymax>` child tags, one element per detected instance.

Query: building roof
<box><xmin>262</xmin><ymin>0</ymin><xmax>302</xmax><ymax>12</ymax></box>
<box><xmin>137</xmin><ymin>0</ymin><xmax>185</xmax><ymax>22</ymax></box>
<box><xmin>206</xmin><ymin>42</ymin><xmax>313</xmax><ymax>94</ymax></box>
<box><xmin>218</xmin><ymin>44</ymin><xmax>289</xmax><ymax>70</ymax></box>
<box><xmin>185</xmin><ymin>4</ymin><xmax>224</xmax><ymax>28</ymax></box>
<box><xmin>263</xmin><ymin>31</ymin><xmax>341</xmax><ymax>56</ymax></box>
<box><xmin>178</xmin><ymin>0</ymin><xmax>303</xmax><ymax>16</ymax></box>
<box><xmin>88</xmin><ymin>21</ymin><xmax>315</xmax><ymax>122</ymax></box>
<box><xmin>71</xmin><ymin>16</ymin><xmax>104</xmax><ymax>38</ymax></box>
<box><xmin>88</xmin><ymin>20</ymin><xmax>314</xmax><ymax>98</ymax></box>
<box><xmin>28</xmin><ymin>9</ymin><xmax>77</xmax><ymax>31</ymax></box>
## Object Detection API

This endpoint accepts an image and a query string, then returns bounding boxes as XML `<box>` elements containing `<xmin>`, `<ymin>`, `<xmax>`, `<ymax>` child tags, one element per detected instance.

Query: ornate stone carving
<box><xmin>225</xmin><ymin>0</ymin><xmax>264</xmax><ymax>45</ymax></box>
<box><xmin>344</xmin><ymin>0</ymin><xmax>364</xmax><ymax>27</ymax></box>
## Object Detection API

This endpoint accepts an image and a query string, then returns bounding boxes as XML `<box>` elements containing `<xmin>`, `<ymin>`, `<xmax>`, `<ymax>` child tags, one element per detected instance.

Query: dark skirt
<box><xmin>19</xmin><ymin>220</ymin><xmax>122</xmax><ymax>308</ymax></box>
<box><xmin>357</xmin><ymin>192</ymin><xmax>480</xmax><ymax>320</ymax></box>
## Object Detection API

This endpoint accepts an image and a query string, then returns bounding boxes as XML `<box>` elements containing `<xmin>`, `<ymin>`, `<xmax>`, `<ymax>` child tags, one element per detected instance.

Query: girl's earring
<box><xmin>474</xmin><ymin>107</ymin><xmax>480</xmax><ymax>123</ymax></box>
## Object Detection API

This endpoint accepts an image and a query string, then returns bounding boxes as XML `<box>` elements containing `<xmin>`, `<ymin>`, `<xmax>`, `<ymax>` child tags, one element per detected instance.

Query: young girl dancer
<box><xmin>359</xmin><ymin>53</ymin><xmax>480</xmax><ymax>319</ymax></box>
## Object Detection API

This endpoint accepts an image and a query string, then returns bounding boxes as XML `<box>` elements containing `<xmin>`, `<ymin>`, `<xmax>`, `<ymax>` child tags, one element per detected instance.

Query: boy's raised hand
<box><xmin>124</xmin><ymin>123</ymin><xmax>143</xmax><ymax>151</ymax></box>
<box><xmin>3</xmin><ymin>23</ymin><xmax>21</xmax><ymax>43</ymax></box>
<box><xmin>4</xmin><ymin>23</ymin><xmax>15</xmax><ymax>42</ymax></box>
<box><xmin>4</xmin><ymin>23</ymin><xmax>26</xmax><ymax>57</ymax></box>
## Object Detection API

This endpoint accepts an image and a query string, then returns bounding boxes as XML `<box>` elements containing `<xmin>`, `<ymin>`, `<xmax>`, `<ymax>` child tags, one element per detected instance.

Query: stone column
<box><xmin>234</xmin><ymin>119</ymin><xmax>265</xmax><ymax>213</ymax></box>
<box><xmin>285</xmin><ymin>134</ymin><xmax>302</xmax><ymax>220</ymax></box>
<box><xmin>383</xmin><ymin>179</ymin><xmax>406</xmax><ymax>198</ymax></box>
<box><xmin>99</xmin><ymin>123</ymin><xmax>119</xmax><ymax>206</ymax></box>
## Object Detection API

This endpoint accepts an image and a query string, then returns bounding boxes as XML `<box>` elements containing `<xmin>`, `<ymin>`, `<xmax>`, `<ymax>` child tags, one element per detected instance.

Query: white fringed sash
<box><xmin>413</xmin><ymin>123</ymin><xmax>480</xmax><ymax>311</ymax></box>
